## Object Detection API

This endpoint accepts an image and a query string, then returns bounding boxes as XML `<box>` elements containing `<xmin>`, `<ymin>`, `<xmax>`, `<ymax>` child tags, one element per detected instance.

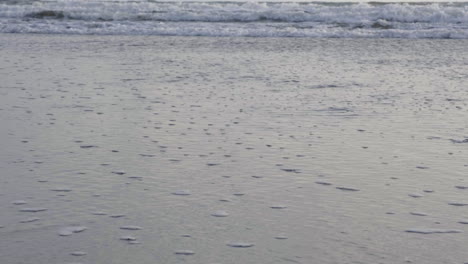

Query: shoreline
<box><xmin>1</xmin><ymin>33</ymin><xmax>468</xmax><ymax>264</ymax></box>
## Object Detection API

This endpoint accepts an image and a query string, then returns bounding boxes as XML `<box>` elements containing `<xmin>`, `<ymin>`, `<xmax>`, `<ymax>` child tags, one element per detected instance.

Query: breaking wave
<box><xmin>1</xmin><ymin>0</ymin><xmax>468</xmax><ymax>38</ymax></box>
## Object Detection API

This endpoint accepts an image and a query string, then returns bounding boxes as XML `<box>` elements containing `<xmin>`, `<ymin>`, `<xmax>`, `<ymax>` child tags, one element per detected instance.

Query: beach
<box><xmin>1</xmin><ymin>34</ymin><xmax>468</xmax><ymax>264</ymax></box>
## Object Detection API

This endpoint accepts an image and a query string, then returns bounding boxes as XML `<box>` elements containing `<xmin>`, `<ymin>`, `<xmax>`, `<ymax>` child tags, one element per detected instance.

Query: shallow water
<box><xmin>1</xmin><ymin>34</ymin><xmax>468</xmax><ymax>264</ymax></box>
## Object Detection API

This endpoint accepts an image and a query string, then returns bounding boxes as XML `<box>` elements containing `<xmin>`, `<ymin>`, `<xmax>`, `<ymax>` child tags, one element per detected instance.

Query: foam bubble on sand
<box><xmin>80</xmin><ymin>145</ymin><xmax>97</xmax><ymax>149</ymax></box>
<box><xmin>120</xmin><ymin>226</ymin><xmax>143</xmax><ymax>230</ymax></box>
<box><xmin>19</xmin><ymin>208</ymin><xmax>47</xmax><ymax>212</ymax></box>
<box><xmin>139</xmin><ymin>154</ymin><xmax>155</xmax><ymax>157</ymax></box>
<box><xmin>175</xmin><ymin>250</ymin><xmax>195</xmax><ymax>255</ymax></box>
<box><xmin>410</xmin><ymin>212</ymin><xmax>428</xmax><ymax>216</ymax></box>
<box><xmin>227</xmin><ymin>242</ymin><xmax>254</xmax><ymax>248</ymax></box>
<box><xmin>336</xmin><ymin>187</ymin><xmax>360</xmax><ymax>191</ymax></box>
<box><xmin>172</xmin><ymin>190</ymin><xmax>191</xmax><ymax>196</ymax></box>
<box><xmin>270</xmin><ymin>205</ymin><xmax>287</xmax><ymax>209</ymax></box>
<box><xmin>12</xmin><ymin>200</ymin><xmax>27</xmax><ymax>205</ymax></box>
<box><xmin>315</xmin><ymin>181</ymin><xmax>332</xmax><ymax>186</ymax></box>
<box><xmin>110</xmin><ymin>214</ymin><xmax>126</xmax><ymax>218</ymax></box>
<box><xmin>59</xmin><ymin>226</ymin><xmax>87</xmax><ymax>236</ymax></box>
<box><xmin>70</xmin><ymin>251</ymin><xmax>87</xmax><ymax>256</ymax></box>
<box><xmin>405</xmin><ymin>228</ymin><xmax>463</xmax><ymax>234</ymax></box>
<box><xmin>91</xmin><ymin>211</ymin><xmax>107</xmax><ymax>215</ymax></box>
<box><xmin>19</xmin><ymin>217</ymin><xmax>40</xmax><ymax>223</ymax></box>
<box><xmin>274</xmin><ymin>235</ymin><xmax>288</xmax><ymax>240</ymax></box>
<box><xmin>211</xmin><ymin>210</ymin><xmax>229</xmax><ymax>217</ymax></box>
<box><xmin>448</xmin><ymin>202</ymin><xmax>468</xmax><ymax>206</ymax></box>
<box><xmin>120</xmin><ymin>236</ymin><xmax>137</xmax><ymax>242</ymax></box>
<box><xmin>51</xmin><ymin>188</ymin><xmax>73</xmax><ymax>192</ymax></box>
<box><xmin>281</xmin><ymin>168</ymin><xmax>301</xmax><ymax>173</ymax></box>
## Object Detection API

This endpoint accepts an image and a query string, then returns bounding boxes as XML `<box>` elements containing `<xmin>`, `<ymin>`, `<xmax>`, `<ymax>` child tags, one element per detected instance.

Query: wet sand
<box><xmin>1</xmin><ymin>34</ymin><xmax>468</xmax><ymax>264</ymax></box>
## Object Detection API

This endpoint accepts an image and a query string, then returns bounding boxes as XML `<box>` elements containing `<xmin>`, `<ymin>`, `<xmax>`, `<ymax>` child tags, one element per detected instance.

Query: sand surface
<box><xmin>1</xmin><ymin>34</ymin><xmax>468</xmax><ymax>264</ymax></box>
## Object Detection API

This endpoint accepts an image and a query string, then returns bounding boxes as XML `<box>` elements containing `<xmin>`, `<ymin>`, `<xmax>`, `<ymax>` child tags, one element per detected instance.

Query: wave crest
<box><xmin>1</xmin><ymin>1</ymin><xmax>468</xmax><ymax>38</ymax></box>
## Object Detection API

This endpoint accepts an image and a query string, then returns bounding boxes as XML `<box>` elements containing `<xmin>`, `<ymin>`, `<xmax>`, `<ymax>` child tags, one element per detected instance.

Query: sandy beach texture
<box><xmin>1</xmin><ymin>34</ymin><xmax>468</xmax><ymax>264</ymax></box>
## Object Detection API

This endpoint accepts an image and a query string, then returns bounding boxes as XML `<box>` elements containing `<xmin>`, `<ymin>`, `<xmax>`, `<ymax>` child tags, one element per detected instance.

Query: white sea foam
<box><xmin>172</xmin><ymin>190</ymin><xmax>191</xmax><ymax>196</ymax></box>
<box><xmin>59</xmin><ymin>226</ymin><xmax>87</xmax><ymax>236</ymax></box>
<box><xmin>12</xmin><ymin>200</ymin><xmax>28</xmax><ymax>205</ymax></box>
<box><xmin>1</xmin><ymin>1</ymin><xmax>468</xmax><ymax>38</ymax></box>
<box><xmin>211</xmin><ymin>210</ymin><xmax>229</xmax><ymax>217</ymax></box>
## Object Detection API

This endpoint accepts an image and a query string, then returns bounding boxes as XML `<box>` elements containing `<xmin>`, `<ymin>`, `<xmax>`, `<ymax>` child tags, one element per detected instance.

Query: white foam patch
<box><xmin>1</xmin><ymin>2</ymin><xmax>468</xmax><ymax>39</ymax></box>
<box><xmin>59</xmin><ymin>226</ymin><xmax>87</xmax><ymax>236</ymax></box>
<box><xmin>211</xmin><ymin>210</ymin><xmax>229</xmax><ymax>217</ymax></box>
<box><xmin>172</xmin><ymin>190</ymin><xmax>191</xmax><ymax>196</ymax></box>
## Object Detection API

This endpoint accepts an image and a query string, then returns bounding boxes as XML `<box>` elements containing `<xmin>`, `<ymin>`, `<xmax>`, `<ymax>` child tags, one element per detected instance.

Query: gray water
<box><xmin>1</xmin><ymin>34</ymin><xmax>468</xmax><ymax>264</ymax></box>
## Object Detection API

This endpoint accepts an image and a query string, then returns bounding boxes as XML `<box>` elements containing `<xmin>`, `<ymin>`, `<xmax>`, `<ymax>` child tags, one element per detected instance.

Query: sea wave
<box><xmin>1</xmin><ymin>0</ymin><xmax>468</xmax><ymax>38</ymax></box>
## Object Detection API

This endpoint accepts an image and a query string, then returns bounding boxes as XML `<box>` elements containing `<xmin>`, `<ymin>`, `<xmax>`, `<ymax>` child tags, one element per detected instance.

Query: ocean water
<box><xmin>1</xmin><ymin>0</ymin><xmax>468</xmax><ymax>38</ymax></box>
